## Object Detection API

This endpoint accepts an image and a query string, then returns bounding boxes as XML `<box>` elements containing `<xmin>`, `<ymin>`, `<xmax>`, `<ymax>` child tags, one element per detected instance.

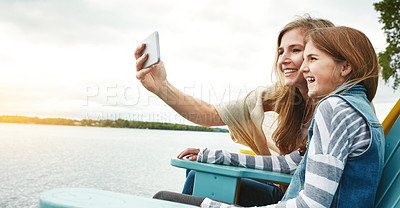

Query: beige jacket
<box><xmin>214</xmin><ymin>86</ymin><xmax>280</xmax><ymax>156</ymax></box>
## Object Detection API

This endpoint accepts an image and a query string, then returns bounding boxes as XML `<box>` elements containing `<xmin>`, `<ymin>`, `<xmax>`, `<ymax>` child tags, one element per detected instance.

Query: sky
<box><xmin>0</xmin><ymin>0</ymin><xmax>399</xmax><ymax>124</ymax></box>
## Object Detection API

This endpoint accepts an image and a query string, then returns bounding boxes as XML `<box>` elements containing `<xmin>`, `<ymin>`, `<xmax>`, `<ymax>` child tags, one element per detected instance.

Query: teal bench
<box><xmin>39</xmin><ymin>188</ymin><xmax>197</xmax><ymax>208</ymax></box>
<box><xmin>374</xmin><ymin>114</ymin><xmax>400</xmax><ymax>207</ymax></box>
<box><xmin>170</xmin><ymin>158</ymin><xmax>291</xmax><ymax>204</ymax></box>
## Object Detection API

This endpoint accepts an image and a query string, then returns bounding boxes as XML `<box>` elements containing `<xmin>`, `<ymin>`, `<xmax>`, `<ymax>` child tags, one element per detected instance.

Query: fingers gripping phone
<box><xmin>140</xmin><ymin>31</ymin><xmax>161</xmax><ymax>68</ymax></box>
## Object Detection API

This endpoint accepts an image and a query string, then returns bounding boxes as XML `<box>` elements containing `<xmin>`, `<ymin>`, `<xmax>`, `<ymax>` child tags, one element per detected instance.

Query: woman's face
<box><xmin>277</xmin><ymin>28</ymin><xmax>307</xmax><ymax>89</ymax></box>
<box><xmin>301</xmin><ymin>41</ymin><xmax>346</xmax><ymax>98</ymax></box>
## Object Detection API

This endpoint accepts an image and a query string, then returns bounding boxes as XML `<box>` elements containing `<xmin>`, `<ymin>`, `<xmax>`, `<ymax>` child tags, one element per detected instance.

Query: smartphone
<box><xmin>140</xmin><ymin>31</ymin><xmax>161</xmax><ymax>68</ymax></box>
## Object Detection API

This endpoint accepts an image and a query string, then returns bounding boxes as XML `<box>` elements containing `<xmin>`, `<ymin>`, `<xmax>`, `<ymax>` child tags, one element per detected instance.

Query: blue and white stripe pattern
<box><xmin>197</xmin><ymin>148</ymin><xmax>302</xmax><ymax>174</ymax></box>
<box><xmin>200</xmin><ymin>97</ymin><xmax>371</xmax><ymax>208</ymax></box>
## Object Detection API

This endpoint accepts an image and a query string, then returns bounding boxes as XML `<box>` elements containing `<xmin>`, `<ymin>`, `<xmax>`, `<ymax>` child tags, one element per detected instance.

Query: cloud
<box><xmin>0</xmin><ymin>0</ymin><xmax>169</xmax><ymax>45</ymax></box>
<box><xmin>0</xmin><ymin>0</ymin><xmax>398</xmax><ymax>122</ymax></box>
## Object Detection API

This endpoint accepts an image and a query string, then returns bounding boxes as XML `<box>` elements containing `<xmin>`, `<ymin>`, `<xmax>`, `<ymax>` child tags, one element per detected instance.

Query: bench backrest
<box><xmin>374</xmin><ymin>99</ymin><xmax>400</xmax><ymax>208</ymax></box>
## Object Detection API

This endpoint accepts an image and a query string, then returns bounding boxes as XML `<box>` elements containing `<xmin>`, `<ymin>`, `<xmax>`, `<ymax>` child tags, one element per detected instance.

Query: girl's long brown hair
<box><xmin>269</xmin><ymin>15</ymin><xmax>334</xmax><ymax>154</ymax></box>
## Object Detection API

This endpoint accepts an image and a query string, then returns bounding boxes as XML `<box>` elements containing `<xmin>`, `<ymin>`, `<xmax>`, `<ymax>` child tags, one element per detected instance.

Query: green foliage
<box><xmin>374</xmin><ymin>0</ymin><xmax>400</xmax><ymax>90</ymax></box>
<box><xmin>0</xmin><ymin>115</ymin><xmax>228</xmax><ymax>133</ymax></box>
<box><xmin>0</xmin><ymin>115</ymin><xmax>79</xmax><ymax>126</ymax></box>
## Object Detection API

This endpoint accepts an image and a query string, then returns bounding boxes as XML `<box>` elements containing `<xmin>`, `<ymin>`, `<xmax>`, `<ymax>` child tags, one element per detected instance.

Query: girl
<box><xmin>176</xmin><ymin>26</ymin><xmax>384</xmax><ymax>207</ymax></box>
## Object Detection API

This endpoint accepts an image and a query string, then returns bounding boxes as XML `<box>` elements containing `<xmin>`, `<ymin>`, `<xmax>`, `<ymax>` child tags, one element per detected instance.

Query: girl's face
<box><xmin>300</xmin><ymin>41</ymin><xmax>347</xmax><ymax>98</ymax></box>
<box><xmin>277</xmin><ymin>28</ymin><xmax>307</xmax><ymax>89</ymax></box>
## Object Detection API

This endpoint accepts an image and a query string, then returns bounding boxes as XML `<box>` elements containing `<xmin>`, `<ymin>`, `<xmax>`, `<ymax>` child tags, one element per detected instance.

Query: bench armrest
<box><xmin>171</xmin><ymin>158</ymin><xmax>292</xmax><ymax>185</ymax></box>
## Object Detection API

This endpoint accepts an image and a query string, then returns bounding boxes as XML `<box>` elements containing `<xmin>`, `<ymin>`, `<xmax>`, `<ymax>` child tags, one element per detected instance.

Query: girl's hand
<box><xmin>177</xmin><ymin>148</ymin><xmax>200</xmax><ymax>161</ymax></box>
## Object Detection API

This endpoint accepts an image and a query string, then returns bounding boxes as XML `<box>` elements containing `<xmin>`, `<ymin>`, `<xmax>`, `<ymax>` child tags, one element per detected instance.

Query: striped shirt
<box><xmin>200</xmin><ymin>97</ymin><xmax>371</xmax><ymax>208</ymax></box>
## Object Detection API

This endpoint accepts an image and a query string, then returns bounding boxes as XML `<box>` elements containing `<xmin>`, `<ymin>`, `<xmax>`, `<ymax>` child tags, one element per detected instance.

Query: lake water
<box><xmin>0</xmin><ymin>123</ymin><xmax>242</xmax><ymax>208</ymax></box>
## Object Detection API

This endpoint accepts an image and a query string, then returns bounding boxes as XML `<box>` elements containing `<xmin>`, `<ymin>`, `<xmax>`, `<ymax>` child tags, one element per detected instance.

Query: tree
<box><xmin>374</xmin><ymin>0</ymin><xmax>400</xmax><ymax>90</ymax></box>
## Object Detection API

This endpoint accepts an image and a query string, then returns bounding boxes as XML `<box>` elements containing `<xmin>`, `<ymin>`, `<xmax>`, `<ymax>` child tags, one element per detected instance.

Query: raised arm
<box><xmin>135</xmin><ymin>44</ymin><xmax>224</xmax><ymax>126</ymax></box>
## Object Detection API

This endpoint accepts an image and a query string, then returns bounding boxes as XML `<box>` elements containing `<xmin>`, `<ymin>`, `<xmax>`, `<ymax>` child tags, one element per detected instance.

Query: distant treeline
<box><xmin>0</xmin><ymin>115</ymin><xmax>229</xmax><ymax>133</ymax></box>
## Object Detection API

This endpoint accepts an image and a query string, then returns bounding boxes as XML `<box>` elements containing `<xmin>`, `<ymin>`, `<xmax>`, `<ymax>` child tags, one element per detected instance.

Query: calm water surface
<box><xmin>0</xmin><ymin>123</ymin><xmax>241</xmax><ymax>208</ymax></box>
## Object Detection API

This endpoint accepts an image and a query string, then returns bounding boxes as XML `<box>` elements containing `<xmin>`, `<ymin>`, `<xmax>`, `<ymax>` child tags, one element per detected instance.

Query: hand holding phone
<box><xmin>135</xmin><ymin>31</ymin><xmax>166</xmax><ymax>94</ymax></box>
<box><xmin>140</xmin><ymin>31</ymin><xmax>160</xmax><ymax>68</ymax></box>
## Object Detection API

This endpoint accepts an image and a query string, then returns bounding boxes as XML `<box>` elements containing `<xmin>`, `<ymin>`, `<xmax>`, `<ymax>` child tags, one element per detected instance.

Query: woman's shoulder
<box><xmin>243</xmin><ymin>85</ymin><xmax>278</xmax><ymax>103</ymax></box>
<box><xmin>253</xmin><ymin>85</ymin><xmax>279</xmax><ymax>94</ymax></box>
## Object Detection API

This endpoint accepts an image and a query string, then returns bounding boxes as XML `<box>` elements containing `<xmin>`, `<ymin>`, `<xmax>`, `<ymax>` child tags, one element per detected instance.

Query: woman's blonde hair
<box><xmin>270</xmin><ymin>15</ymin><xmax>334</xmax><ymax>154</ymax></box>
<box><xmin>306</xmin><ymin>26</ymin><xmax>379</xmax><ymax>102</ymax></box>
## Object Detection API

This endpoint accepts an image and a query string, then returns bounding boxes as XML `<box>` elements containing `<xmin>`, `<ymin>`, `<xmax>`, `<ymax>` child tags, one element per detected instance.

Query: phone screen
<box><xmin>140</xmin><ymin>31</ymin><xmax>160</xmax><ymax>68</ymax></box>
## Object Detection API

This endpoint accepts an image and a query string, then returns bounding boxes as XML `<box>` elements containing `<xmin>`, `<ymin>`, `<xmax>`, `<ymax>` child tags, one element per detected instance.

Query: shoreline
<box><xmin>0</xmin><ymin>115</ymin><xmax>229</xmax><ymax>133</ymax></box>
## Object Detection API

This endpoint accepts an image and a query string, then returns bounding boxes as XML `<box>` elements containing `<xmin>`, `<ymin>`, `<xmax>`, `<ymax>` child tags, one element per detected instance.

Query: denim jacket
<box><xmin>282</xmin><ymin>84</ymin><xmax>385</xmax><ymax>207</ymax></box>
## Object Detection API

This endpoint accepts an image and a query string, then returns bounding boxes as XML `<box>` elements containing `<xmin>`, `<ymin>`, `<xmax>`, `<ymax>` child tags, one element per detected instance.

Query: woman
<box><xmin>172</xmin><ymin>26</ymin><xmax>384</xmax><ymax>208</ymax></box>
<box><xmin>135</xmin><ymin>15</ymin><xmax>334</xmax><ymax>206</ymax></box>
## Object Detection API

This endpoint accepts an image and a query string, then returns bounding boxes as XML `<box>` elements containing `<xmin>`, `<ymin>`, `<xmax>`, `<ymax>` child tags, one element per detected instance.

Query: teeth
<box><xmin>307</xmin><ymin>78</ymin><xmax>315</xmax><ymax>82</ymax></box>
<box><xmin>284</xmin><ymin>69</ymin><xmax>297</xmax><ymax>73</ymax></box>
